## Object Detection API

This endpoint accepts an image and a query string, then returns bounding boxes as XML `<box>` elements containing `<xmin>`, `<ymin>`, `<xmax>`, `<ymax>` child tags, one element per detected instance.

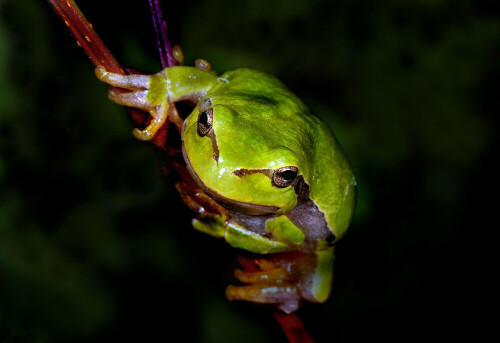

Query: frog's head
<box><xmin>181</xmin><ymin>69</ymin><xmax>316</xmax><ymax>216</ymax></box>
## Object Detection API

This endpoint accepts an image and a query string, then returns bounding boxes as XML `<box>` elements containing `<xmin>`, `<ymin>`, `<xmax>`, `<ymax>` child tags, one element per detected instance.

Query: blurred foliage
<box><xmin>0</xmin><ymin>0</ymin><xmax>498</xmax><ymax>342</ymax></box>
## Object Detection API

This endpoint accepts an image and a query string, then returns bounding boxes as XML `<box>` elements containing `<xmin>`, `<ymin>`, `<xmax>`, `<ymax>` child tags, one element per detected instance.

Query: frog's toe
<box><xmin>132</xmin><ymin>104</ymin><xmax>170</xmax><ymax>141</ymax></box>
<box><xmin>107</xmin><ymin>88</ymin><xmax>155</xmax><ymax>111</ymax></box>
<box><xmin>233</xmin><ymin>266</ymin><xmax>288</xmax><ymax>284</ymax></box>
<box><xmin>95</xmin><ymin>66</ymin><xmax>151</xmax><ymax>90</ymax></box>
<box><xmin>225</xmin><ymin>283</ymin><xmax>301</xmax><ymax>314</ymax></box>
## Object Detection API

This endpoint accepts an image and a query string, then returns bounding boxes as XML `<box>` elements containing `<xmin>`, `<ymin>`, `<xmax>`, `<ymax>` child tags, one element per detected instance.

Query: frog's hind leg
<box><xmin>226</xmin><ymin>257</ymin><xmax>301</xmax><ymax>314</ymax></box>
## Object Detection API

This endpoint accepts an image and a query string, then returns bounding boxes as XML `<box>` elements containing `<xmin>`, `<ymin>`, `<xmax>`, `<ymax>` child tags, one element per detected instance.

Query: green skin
<box><xmin>98</xmin><ymin>65</ymin><xmax>356</xmax><ymax>305</ymax></box>
<box><xmin>167</xmin><ymin>67</ymin><xmax>354</xmax><ymax>303</ymax></box>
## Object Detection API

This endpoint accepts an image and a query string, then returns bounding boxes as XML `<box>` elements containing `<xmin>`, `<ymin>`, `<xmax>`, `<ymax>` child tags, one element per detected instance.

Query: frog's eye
<box><xmin>197</xmin><ymin>108</ymin><xmax>213</xmax><ymax>136</ymax></box>
<box><xmin>273</xmin><ymin>166</ymin><xmax>299</xmax><ymax>188</ymax></box>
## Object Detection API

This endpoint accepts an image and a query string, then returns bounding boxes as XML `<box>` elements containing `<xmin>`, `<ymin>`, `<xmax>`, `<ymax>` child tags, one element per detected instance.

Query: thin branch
<box><xmin>273</xmin><ymin>311</ymin><xmax>314</xmax><ymax>343</ymax></box>
<box><xmin>148</xmin><ymin>0</ymin><xmax>178</xmax><ymax>69</ymax></box>
<box><xmin>48</xmin><ymin>2</ymin><xmax>315</xmax><ymax>342</ymax></box>
<box><xmin>47</xmin><ymin>0</ymin><xmax>124</xmax><ymax>74</ymax></box>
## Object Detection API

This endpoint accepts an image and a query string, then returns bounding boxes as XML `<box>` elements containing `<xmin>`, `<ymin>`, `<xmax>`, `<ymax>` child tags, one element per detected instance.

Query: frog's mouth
<box><xmin>181</xmin><ymin>144</ymin><xmax>281</xmax><ymax>216</ymax></box>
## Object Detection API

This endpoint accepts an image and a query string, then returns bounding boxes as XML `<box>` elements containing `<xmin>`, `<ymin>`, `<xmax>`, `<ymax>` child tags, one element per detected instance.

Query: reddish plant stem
<box><xmin>48</xmin><ymin>2</ymin><xmax>314</xmax><ymax>342</ymax></box>
<box><xmin>273</xmin><ymin>311</ymin><xmax>314</xmax><ymax>343</ymax></box>
<box><xmin>47</xmin><ymin>0</ymin><xmax>124</xmax><ymax>74</ymax></box>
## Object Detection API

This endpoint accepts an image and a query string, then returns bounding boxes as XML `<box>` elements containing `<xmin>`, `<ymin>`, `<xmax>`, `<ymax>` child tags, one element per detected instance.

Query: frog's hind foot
<box><xmin>225</xmin><ymin>257</ymin><xmax>301</xmax><ymax>314</ymax></box>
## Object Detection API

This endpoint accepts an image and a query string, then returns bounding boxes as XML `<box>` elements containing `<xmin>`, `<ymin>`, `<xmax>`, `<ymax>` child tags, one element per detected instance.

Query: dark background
<box><xmin>0</xmin><ymin>0</ymin><xmax>497</xmax><ymax>342</ymax></box>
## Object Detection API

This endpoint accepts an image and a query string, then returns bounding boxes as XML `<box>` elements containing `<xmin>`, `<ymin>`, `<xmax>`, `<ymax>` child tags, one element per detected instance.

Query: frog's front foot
<box><xmin>95</xmin><ymin>66</ymin><xmax>172</xmax><ymax>141</ymax></box>
<box><xmin>226</xmin><ymin>256</ymin><xmax>302</xmax><ymax>314</ymax></box>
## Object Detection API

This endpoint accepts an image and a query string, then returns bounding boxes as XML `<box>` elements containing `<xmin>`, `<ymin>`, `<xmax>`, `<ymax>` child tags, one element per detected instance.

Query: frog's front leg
<box><xmin>95</xmin><ymin>66</ymin><xmax>171</xmax><ymax>141</ymax></box>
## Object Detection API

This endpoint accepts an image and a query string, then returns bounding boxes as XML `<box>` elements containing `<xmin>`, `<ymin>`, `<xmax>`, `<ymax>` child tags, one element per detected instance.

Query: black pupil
<box><xmin>199</xmin><ymin>112</ymin><xmax>209</xmax><ymax>126</ymax></box>
<box><xmin>280</xmin><ymin>170</ymin><xmax>297</xmax><ymax>181</ymax></box>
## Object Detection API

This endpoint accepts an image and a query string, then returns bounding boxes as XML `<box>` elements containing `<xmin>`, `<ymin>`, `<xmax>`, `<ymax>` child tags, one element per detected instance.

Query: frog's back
<box><xmin>309</xmin><ymin>123</ymin><xmax>356</xmax><ymax>240</ymax></box>
<box><xmin>215</xmin><ymin>68</ymin><xmax>356</xmax><ymax>238</ymax></box>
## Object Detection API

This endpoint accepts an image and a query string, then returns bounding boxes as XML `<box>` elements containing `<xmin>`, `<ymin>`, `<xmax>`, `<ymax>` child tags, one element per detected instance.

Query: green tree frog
<box><xmin>95</xmin><ymin>64</ymin><xmax>356</xmax><ymax>313</ymax></box>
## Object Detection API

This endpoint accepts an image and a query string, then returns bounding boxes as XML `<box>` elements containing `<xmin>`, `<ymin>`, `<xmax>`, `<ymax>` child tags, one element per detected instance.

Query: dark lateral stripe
<box><xmin>232</xmin><ymin>168</ymin><xmax>273</xmax><ymax>179</ymax></box>
<box><xmin>207</xmin><ymin>130</ymin><xmax>220</xmax><ymax>164</ymax></box>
